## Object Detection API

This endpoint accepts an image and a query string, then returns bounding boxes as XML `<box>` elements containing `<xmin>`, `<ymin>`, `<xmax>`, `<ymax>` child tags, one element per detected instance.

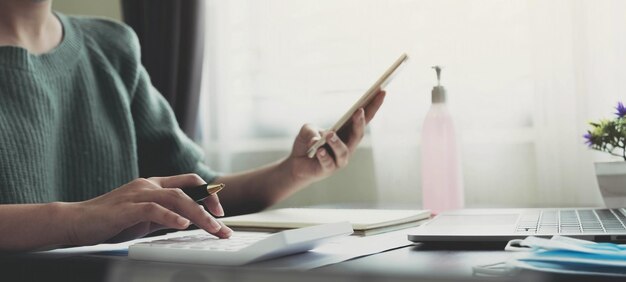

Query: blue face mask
<box><xmin>473</xmin><ymin>236</ymin><xmax>626</xmax><ymax>277</ymax></box>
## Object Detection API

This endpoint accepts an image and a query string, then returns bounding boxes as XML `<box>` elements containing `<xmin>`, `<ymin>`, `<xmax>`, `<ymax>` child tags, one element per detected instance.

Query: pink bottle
<box><xmin>421</xmin><ymin>66</ymin><xmax>464</xmax><ymax>215</ymax></box>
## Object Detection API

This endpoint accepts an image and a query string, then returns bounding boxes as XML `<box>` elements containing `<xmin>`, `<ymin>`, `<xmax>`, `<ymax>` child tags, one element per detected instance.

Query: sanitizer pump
<box><xmin>420</xmin><ymin>66</ymin><xmax>464</xmax><ymax>214</ymax></box>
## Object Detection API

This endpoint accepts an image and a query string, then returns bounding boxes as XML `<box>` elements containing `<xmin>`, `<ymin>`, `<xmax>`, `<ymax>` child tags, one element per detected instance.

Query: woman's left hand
<box><xmin>288</xmin><ymin>90</ymin><xmax>386</xmax><ymax>184</ymax></box>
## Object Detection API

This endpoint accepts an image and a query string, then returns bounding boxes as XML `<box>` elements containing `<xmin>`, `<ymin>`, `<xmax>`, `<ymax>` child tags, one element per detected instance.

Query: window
<box><xmin>201</xmin><ymin>0</ymin><xmax>626</xmax><ymax>207</ymax></box>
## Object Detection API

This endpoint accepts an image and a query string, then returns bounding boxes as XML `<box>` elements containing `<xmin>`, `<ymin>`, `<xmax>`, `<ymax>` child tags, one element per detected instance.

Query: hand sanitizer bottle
<box><xmin>421</xmin><ymin>66</ymin><xmax>464</xmax><ymax>214</ymax></box>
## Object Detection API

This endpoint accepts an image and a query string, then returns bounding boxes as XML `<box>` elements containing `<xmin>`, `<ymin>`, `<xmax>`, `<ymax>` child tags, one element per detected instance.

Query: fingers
<box><xmin>127</xmin><ymin>177</ymin><xmax>229</xmax><ymax>236</ymax></box>
<box><xmin>129</xmin><ymin>202</ymin><xmax>231</xmax><ymax>239</ymax></box>
<box><xmin>345</xmin><ymin>108</ymin><xmax>366</xmax><ymax>152</ymax></box>
<box><xmin>149</xmin><ymin>173</ymin><xmax>205</xmax><ymax>188</ymax></box>
<box><xmin>152</xmin><ymin>174</ymin><xmax>226</xmax><ymax>217</ymax></box>
<box><xmin>297</xmin><ymin>124</ymin><xmax>320</xmax><ymax>146</ymax></box>
<box><xmin>128</xmin><ymin>202</ymin><xmax>191</xmax><ymax>230</ymax></box>
<box><xmin>312</xmin><ymin>130</ymin><xmax>350</xmax><ymax>170</ymax></box>
<box><xmin>138</xmin><ymin>187</ymin><xmax>225</xmax><ymax>234</ymax></box>
<box><xmin>202</xmin><ymin>193</ymin><xmax>225</xmax><ymax>217</ymax></box>
<box><xmin>363</xmin><ymin>90</ymin><xmax>386</xmax><ymax>123</ymax></box>
<box><xmin>300</xmin><ymin>90</ymin><xmax>385</xmax><ymax>172</ymax></box>
<box><xmin>315</xmin><ymin>147</ymin><xmax>337</xmax><ymax>173</ymax></box>
<box><xmin>296</xmin><ymin>124</ymin><xmax>322</xmax><ymax>145</ymax></box>
<box><xmin>212</xmin><ymin>221</ymin><xmax>233</xmax><ymax>239</ymax></box>
<box><xmin>325</xmin><ymin>131</ymin><xmax>350</xmax><ymax>168</ymax></box>
<box><xmin>325</xmin><ymin>90</ymin><xmax>384</xmax><ymax>158</ymax></box>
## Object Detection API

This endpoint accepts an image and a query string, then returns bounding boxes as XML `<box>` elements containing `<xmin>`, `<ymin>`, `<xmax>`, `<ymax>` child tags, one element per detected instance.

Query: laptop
<box><xmin>408</xmin><ymin>207</ymin><xmax>626</xmax><ymax>243</ymax></box>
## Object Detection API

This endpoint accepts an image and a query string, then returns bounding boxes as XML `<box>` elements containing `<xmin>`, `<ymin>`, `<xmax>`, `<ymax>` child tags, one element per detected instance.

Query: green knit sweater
<box><xmin>0</xmin><ymin>13</ymin><xmax>218</xmax><ymax>204</ymax></box>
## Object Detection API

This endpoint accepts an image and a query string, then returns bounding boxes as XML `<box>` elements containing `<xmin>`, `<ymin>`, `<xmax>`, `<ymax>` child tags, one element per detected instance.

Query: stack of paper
<box><xmin>221</xmin><ymin>208</ymin><xmax>431</xmax><ymax>236</ymax></box>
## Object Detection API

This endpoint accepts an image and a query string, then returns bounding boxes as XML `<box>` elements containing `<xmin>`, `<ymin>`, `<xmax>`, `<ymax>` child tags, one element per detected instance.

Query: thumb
<box><xmin>296</xmin><ymin>124</ymin><xmax>322</xmax><ymax>146</ymax></box>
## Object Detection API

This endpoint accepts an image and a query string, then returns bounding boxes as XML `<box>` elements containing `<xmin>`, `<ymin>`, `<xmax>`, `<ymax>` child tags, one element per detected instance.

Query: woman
<box><xmin>0</xmin><ymin>0</ymin><xmax>384</xmax><ymax>251</ymax></box>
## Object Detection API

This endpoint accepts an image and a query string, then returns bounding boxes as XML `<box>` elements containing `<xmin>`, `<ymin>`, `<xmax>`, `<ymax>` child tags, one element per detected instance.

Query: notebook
<box><xmin>220</xmin><ymin>208</ymin><xmax>431</xmax><ymax>236</ymax></box>
<box><xmin>408</xmin><ymin>208</ymin><xmax>626</xmax><ymax>243</ymax></box>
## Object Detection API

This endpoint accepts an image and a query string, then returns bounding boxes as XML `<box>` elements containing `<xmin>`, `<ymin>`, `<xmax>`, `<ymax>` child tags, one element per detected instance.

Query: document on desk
<box><xmin>249</xmin><ymin>227</ymin><xmax>422</xmax><ymax>270</ymax></box>
<box><xmin>37</xmin><ymin>227</ymin><xmax>421</xmax><ymax>270</ymax></box>
<box><xmin>221</xmin><ymin>208</ymin><xmax>430</xmax><ymax>236</ymax></box>
<box><xmin>37</xmin><ymin>209</ymin><xmax>429</xmax><ymax>269</ymax></box>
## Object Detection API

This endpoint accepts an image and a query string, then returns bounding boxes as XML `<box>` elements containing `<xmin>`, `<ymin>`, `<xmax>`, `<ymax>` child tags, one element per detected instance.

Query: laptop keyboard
<box><xmin>515</xmin><ymin>208</ymin><xmax>626</xmax><ymax>234</ymax></box>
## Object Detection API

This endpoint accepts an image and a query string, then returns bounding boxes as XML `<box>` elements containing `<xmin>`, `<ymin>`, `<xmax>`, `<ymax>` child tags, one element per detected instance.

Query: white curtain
<box><xmin>201</xmin><ymin>0</ymin><xmax>626</xmax><ymax>208</ymax></box>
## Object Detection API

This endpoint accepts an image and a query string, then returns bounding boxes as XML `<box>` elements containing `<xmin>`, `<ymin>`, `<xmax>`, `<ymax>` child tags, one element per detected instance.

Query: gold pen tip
<box><xmin>206</xmin><ymin>183</ymin><xmax>225</xmax><ymax>194</ymax></box>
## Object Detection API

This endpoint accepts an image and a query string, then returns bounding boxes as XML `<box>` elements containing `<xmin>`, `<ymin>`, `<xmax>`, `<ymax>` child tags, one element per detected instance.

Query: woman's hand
<box><xmin>191</xmin><ymin>91</ymin><xmax>386</xmax><ymax>216</ymax></box>
<box><xmin>64</xmin><ymin>174</ymin><xmax>232</xmax><ymax>246</ymax></box>
<box><xmin>288</xmin><ymin>91</ymin><xmax>386</xmax><ymax>184</ymax></box>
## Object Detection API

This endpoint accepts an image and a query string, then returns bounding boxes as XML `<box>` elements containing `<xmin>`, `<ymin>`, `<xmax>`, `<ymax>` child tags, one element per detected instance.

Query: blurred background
<box><xmin>54</xmin><ymin>0</ymin><xmax>626</xmax><ymax>209</ymax></box>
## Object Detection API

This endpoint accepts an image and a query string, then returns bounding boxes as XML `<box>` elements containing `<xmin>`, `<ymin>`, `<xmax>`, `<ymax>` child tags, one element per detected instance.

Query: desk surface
<box><xmin>3</xmin><ymin>240</ymin><xmax>622</xmax><ymax>282</ymax></box>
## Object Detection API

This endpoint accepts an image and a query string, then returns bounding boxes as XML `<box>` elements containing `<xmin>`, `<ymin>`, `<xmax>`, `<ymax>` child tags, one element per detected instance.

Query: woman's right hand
<box><xmin>63</xmin><ymin>174</ymin><xmax>232</xmax><ymax>247</ymax></box>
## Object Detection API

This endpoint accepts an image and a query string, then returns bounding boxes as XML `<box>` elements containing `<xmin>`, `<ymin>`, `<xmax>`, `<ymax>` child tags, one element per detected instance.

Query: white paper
<box><xmin>37</xmin><ymin>227</ymin><xmax>417</xmax><ymax>270</ymax></box>
<box><xmin>249</xmin><ymin>227</ymin><xmax>418</xmax><ymax>270</ymax></box>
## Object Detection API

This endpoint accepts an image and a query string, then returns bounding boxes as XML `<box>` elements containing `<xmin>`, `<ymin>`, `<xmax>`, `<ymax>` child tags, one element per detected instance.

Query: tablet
<box><xmin>306</xmin><ymin>53</ymin><xmax>409</xmax><ymax>158</ymax></box>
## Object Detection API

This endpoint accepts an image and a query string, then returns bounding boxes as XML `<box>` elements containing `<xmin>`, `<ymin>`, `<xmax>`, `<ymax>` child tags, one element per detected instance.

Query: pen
<box><xmin>182</xmin><ymin>183</ymin><xmax>225</xmax><ymax>202</ymax></box>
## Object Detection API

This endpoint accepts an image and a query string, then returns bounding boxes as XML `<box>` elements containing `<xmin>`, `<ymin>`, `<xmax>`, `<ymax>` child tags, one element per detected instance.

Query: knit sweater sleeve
<box><xmin>120</xmin><ymin>26</ymin><xmax>219</xmax><ymax>183</ymax></box>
